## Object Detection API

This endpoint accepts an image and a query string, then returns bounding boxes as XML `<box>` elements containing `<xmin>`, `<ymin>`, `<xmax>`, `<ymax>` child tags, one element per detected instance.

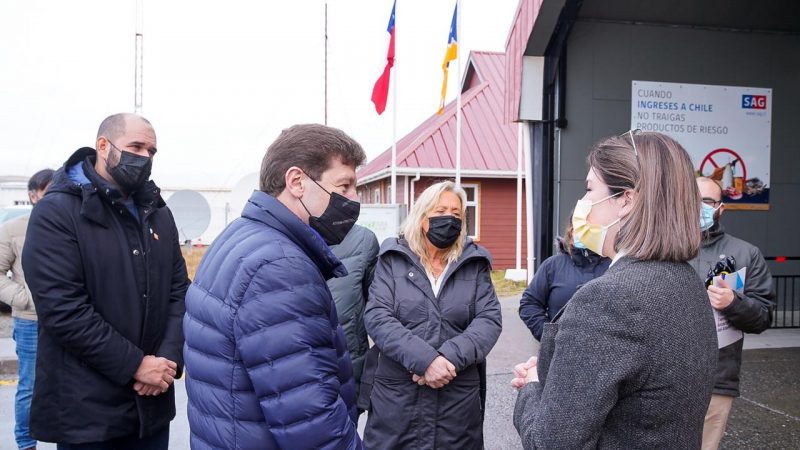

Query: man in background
<box><xmin>0</xmin><ymin>168</ymin><xmax>54</xmax><ymax>450</ymax></box>
<box><xmin>690</xmin><ymin>177</ymin><xmax>774</xmax><ymax>450</ymax></box>
<box><xmin>23</xmin><ymin>113</ymin><xmax>188</xmax><ymax>449</ymax></box>
<box><xmin>328</xmin><ymin>223</ymin><xmax>379</xmax><ymax>412</ymax></box>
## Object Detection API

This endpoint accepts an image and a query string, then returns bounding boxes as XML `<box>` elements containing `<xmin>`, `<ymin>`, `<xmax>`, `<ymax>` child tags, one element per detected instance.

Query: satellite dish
<box><xmin>227</xmin><ymin>172</ymin><xmax>259</xmax><ymax>223</ymax></box>
<box><xmin>166</xmin><ymin>190</ymin><xmax>211</xmax><ymax>242</ymax></box>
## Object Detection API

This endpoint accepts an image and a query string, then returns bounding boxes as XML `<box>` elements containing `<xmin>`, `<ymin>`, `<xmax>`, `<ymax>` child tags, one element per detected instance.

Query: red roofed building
<box><xmin>357</xmin><ymin>51</ymin><xmax>528</xmax><ymax>269</ymax></box>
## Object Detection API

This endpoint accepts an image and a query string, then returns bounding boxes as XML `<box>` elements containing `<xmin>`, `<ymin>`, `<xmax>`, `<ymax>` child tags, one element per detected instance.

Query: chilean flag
<box><xmin>371</xmin><ymin>1</ymin><xmax>395</xmax><ymax>115</ymax></box>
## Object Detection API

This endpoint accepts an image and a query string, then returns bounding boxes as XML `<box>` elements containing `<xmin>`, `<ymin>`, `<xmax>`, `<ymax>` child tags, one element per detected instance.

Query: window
<box><xmin>372</xmin><ymin>188</ymin><xmax>381</xmax><ymax>204</ymax></box>
<box><xmin>461</xmin><ymin>184</ymin><xmax>479</xmax><ymax>239</ymax></box>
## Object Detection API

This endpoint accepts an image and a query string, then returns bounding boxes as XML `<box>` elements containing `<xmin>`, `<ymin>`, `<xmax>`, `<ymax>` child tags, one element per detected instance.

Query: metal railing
<box><xmin>772</xmin><ymin>275</ymin><xmax>799</xmax><ymax>329</ymax></box>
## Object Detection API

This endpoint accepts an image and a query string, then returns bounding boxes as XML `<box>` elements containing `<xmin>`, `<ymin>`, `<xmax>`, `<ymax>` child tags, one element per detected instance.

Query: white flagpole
<box><xmin>455</xmin><ymin>0</ymin><xmax>462</xmax><ymax>188</ymax></box>
<box><xmin>390</xmin><ymin>6</ymin><xmax>397</xmax><ymax>205</ymax></box>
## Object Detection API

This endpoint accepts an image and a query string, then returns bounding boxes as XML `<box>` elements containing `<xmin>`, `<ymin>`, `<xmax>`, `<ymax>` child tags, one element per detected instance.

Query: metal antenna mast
<box><xmin>134</xmin><ymin>0</ymin><xmax>144</xmax><ymax>114</ymax></box>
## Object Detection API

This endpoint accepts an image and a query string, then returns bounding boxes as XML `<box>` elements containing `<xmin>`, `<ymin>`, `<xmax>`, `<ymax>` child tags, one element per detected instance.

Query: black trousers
<box><xmin>56</xmin><ymin>426</ymin><xmax>169</xmax><ymax>450</ymax></box>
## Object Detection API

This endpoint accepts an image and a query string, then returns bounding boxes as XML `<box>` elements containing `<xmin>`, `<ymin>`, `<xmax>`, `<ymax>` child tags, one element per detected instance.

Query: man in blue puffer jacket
<box><xmin>184</xmin><ymin>124</ymin><xmax>366</xmax><ymax>450</ymax></box>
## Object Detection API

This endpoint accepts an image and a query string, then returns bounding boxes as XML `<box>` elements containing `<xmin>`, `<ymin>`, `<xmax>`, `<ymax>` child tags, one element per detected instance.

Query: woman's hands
<box><xmin>412</xmin><ymin>355</ymin><xmax>457</xmax><ymax>389</ymax></box>
<box><xmin>511</xmin><ymin>356</ymin><xmax>538</xmax><ymax>389</ymax></box>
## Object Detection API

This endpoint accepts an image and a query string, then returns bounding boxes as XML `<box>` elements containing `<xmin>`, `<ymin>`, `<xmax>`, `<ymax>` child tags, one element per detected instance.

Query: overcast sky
<box><xmin>0</xmin><ymin>0</ymin><xmax>519</xmax><ymax>189</ymax></box>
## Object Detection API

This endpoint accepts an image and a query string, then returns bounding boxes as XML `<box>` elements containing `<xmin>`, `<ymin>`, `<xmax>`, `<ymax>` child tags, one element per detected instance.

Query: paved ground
<box><xmin>0</xmin><ymin>299</ymin><xmax>798</xmax><ymax>449</ymax></box>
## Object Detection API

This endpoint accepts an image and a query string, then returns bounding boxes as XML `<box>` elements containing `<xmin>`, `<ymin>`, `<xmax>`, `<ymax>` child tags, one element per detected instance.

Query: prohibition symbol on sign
<box><xmin>699</xmin><ymin>148</ymin><xmax>747</xmax><ymax>182</ymax></box>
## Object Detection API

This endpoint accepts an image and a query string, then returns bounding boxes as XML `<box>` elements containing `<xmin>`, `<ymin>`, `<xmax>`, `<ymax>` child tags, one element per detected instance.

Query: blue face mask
<box><xmin>573</xmin><ymin>235</ymin><xmax>587</xmax><ymax>249</ymax></box>
<box><xmin>700</xmin><ymin>203</ymin><xmax>721</xmax><ymax>231</ymax></box>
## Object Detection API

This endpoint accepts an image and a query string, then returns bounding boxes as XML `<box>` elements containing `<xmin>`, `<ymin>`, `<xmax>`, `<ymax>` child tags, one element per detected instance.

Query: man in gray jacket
<box><xmin>690</xmin><ymin>177</ymin><xmax>774</xmax><ymax>450</ymax></box>
<box><xmin>327</xmin><ymin>224</ymin><xmax>379</xmax><ymax>408</ymax></box>
<box><xmin>0</xmin><ymin>168</ymin><xmax>54</xmax><ymax>450</ymax></box>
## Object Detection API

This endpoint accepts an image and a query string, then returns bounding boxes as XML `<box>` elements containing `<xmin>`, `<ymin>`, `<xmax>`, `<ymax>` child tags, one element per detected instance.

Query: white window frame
<box><xmin>461</xmin><ymin>183</ymin><xmax>480</xmax><ymax>240</ymax></box>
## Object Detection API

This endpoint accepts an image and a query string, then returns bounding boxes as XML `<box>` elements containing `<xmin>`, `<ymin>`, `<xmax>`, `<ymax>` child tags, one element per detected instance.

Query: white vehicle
<box><xmin>0</xmin><ymin>205</ymin><xmax>32</xmax><ymax>224</ymax></box>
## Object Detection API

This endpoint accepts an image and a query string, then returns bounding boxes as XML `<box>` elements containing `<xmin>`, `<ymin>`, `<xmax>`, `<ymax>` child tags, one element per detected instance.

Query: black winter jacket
<box><xmin>519</xmin><ymin>239</ymin><xmax>610</xmax><ymax>340</ymax></box>
<box><xmin>22</xmin><ymin>148</ymin><xmax>189</xmax><ymax>443</ymax></box>
<box><xmin>689</xmin><ymin>223</ymin><xmax>774</xmax><ymax>396</ymax></box>
<box><xmin>363</xmin><ymin>237</ymin><xmax>502</xmax><ymax>450</ymax></box>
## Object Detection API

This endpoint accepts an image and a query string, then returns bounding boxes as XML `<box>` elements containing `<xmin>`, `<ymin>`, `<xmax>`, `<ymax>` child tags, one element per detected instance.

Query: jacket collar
<box><xmin>701</xmin><ymin>222</ymin><xmax>726</xmax><ymax>247</ymax></box>
<box><xmin>242</xmin><ymin>190</ymin><xmax>347</xmax><ymax>280</ymax></box>
<box><xmin>381</xmin><ymin>236</ymin><xmax>491</xmax><ymax>289</ymax></box>
<box><xmin>47</xmin><ymin>147</ymin><xmax>165</xmax><ymax>227</ymax></box>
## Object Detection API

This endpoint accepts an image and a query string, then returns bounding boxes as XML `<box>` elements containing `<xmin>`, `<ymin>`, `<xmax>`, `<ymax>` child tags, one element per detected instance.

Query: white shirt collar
<box><xmin>610</xmin><ymin>251</ymin><xmax>627</xmax><ymax>267</ymax></box>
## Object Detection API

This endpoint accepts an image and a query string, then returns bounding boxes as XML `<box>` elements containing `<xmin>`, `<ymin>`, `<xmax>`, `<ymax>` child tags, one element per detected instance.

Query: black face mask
<box><xmin>426</xmin><ymin>215</ymin><xmax>462</xmax><ymax>249</ymax></box>
<box><xmin>301</xmin><ymin>178</ymin><xmax>360</xmax><ymax>246</ymax></box>
<box><xmin>106</xmin><ymin>142</ymin><xmax>152</xmax><ymax>193</ymax></box>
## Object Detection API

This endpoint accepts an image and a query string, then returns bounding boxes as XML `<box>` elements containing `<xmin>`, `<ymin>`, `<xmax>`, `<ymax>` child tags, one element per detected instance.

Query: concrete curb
<box><xmin>0</xmin><ymin>357</ymin><xmax>17</xmax><ymax>377</ymax></box>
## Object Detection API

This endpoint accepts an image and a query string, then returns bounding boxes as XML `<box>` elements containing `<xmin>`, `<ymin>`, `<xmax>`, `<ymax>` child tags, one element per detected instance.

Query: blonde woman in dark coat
<box><xmin>512</xmin><ymin>132</ymin><xmax>717</xmax><ymax>449</ymax></box>
<box><xmin>363</xmin><ymin>181</ymin><xmax>502</xmax><ymax>450</ymax></box>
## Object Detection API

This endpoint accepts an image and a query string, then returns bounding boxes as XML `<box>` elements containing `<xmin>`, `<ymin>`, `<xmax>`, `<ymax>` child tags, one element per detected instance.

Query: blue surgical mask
<box><xmin>573</xmin><ymin>235</ymin><xmax>587</xmax><ymax>249</ymax></box>
<box><xmin>700</xmin><ymin>203</ymin><xmax>721</xmax><ymax>231</ymax></box>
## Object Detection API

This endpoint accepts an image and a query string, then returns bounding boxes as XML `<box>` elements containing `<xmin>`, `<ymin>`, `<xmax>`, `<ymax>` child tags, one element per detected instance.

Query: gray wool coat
<box><xmin>514</xmin><ymin>257</ymin><xmax>717</xmax><ymax>449</ymax></box>
<box><xmin>363</xmin><ymin>237</ymin><xmax>502</xmax><ymax>450</ymax></box>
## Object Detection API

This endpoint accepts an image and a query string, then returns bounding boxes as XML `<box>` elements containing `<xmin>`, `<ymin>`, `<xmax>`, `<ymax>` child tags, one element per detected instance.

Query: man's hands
<box><xmin>411</xmin><ymin>355</ymin><xmax>457</xmax><ymax>389</ymax></box>
<box><xmin>511</xmin><ymin>356</ymin><xmax>538</xmax><ymax>389</ymax></box>
<box><xmin>133</xmin><ymin>355</ymin><xmax>177</xmax><ymax>396</ymax></box>
<box><xmin>708</xmin><ymin>278</ymin><xmax>735</xmax><ymax>310</ymax></box>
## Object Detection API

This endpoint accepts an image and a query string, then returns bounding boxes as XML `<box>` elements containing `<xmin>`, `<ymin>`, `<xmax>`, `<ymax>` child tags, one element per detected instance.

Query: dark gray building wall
<box><xmin>556</xmin><ymin>20</ymin><xmax>800</xmax><ymax>275</ymax></box>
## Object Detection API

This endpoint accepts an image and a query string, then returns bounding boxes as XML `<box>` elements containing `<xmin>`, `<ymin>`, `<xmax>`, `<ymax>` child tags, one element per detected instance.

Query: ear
<box><xmin>717</xmin><ymin>203</ymin><xmax>725</xmax><ymax>218</ymax></box>
<box><xmin>283</xmin><ymin>166</ymin><xmax>306</xmax><ymax>199</ymax></box>
<box><xmin>618</xmin><ymin>189</ymin><xmax>636</xmax><ymax>218</ymax></box>
<box><xmin>96</xmin><ymin>136</ymin><xmax>110</xmax><ymax>160</ymax></box>
<box><xmin>28</xmin><ymin>191</ymin><xmax>37</xmax><ymax>205</ymax></box>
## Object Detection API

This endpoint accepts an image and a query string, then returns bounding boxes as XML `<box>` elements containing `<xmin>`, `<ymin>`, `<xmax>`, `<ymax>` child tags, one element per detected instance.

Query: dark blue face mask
<box><xmin>426</xmin><ymin>215</ymin><xmax>462</xmax><ymax>249</ymax></box>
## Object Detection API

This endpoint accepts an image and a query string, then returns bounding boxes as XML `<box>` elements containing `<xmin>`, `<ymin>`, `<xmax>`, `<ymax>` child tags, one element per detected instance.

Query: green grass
<box><xmin>490</xmin><ymin>270</ymin><xmax>528</xmax><ymax>298</ymax></box>
<box><xmin>183</xmin><ymin>247</ymin><xmax>529</xmax><ymax>298</ymax></box>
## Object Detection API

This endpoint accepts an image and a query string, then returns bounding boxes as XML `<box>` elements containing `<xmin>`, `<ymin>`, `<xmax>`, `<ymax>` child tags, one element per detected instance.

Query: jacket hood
<box><xmin>242</xmin><ymin>190</ymin><xmax>347</xmax><ymax>280</ymax></box>
<box><xmin>48</xmin><ymin>147</ymin><xmax>165</xmax><ymax>209</ymax></box>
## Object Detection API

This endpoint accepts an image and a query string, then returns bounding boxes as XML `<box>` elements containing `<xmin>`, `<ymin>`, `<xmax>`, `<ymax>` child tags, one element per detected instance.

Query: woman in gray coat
<box><xmin>363</xmin><ymin>180</ymin><xmax>502</xmax><ymax>450</ymax></box>
<box><xmin>512</xmin><ymin>131</ymin><xmax>718</xmax><ymax>449</ymax></box>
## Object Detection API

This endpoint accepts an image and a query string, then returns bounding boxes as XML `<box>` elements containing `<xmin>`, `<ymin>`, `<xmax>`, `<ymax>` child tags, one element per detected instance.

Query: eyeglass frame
<box><xmin>701</xmin><ymin>197</ymin><xmax>724</xmax><ymax>208</ymax></box>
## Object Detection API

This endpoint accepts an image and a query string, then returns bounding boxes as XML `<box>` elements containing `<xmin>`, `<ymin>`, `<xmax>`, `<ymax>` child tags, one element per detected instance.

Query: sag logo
<box><xmin>742</xmin><ymin>95</ymin><xmax>767</xmax><ymax>109</ymax></box>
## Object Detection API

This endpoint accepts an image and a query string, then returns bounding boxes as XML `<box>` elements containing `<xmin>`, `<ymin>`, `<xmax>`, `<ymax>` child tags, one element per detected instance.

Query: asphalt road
<box><xmin>1</xmin><ymin>297</ymin><xmax>797</xmax><ymax>449</ymax></box>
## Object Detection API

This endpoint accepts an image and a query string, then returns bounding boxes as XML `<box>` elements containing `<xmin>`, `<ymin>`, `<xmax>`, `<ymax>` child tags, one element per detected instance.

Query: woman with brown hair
<box><xmin>512</xmin><ymin>131</ymin><xmax>717</xmax><ymax>449</ymax></box>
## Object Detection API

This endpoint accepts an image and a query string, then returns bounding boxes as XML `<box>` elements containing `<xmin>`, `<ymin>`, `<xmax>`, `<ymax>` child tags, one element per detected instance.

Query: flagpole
<box><xmin>390</xmin><ymin>4</ymin><xmax>397</xmax><ymax>205</ymax></box>
<box><xmin>455</xmin><ymin>0</ymin><xmax>462</xmax><ymax>188</ymax></box>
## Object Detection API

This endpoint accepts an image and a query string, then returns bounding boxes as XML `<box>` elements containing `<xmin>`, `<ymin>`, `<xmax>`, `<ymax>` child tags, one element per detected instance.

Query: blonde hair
<box><xmin>401</xmin><ymin>181</ymin><xmax>467</xmax><ymax>271</ymax></box>
<box><xmin>589</xmin><ymin>132</ymin><xmax>701</xmax><ymax>262</ymax></box>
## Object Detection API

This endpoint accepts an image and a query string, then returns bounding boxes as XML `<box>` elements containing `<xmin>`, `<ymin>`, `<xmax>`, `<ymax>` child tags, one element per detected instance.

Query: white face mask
<box><xmin>571</xmin><ymin>192</ymin><xmax>622</xmax><ymax>257</ymax></box>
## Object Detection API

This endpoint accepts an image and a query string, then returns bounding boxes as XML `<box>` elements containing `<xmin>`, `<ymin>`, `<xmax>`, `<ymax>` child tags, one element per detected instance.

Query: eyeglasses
<box><xmin>701</xmin><ymin>197</ymin><xmax>723</xmax><ymax>207</ymax></box>
<box><xmin>619</xmin><ymin>128</ymin><xmax>642</xmax><ymax>159</ymax></box>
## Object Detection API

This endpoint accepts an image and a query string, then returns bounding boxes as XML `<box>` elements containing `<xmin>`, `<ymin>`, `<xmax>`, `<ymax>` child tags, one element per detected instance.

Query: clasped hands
<box><xmin>133</xmin><ymin>355</ymin><xmax>178</xmax><ymax>396</ymax></box>
<box><xmin>412</xmin><ymin>355</ymin><xmax>457</xmax><ymax>389</ymax></box>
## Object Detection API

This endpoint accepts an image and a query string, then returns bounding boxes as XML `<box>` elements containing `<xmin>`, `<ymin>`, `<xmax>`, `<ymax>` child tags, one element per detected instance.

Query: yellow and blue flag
<box><xmin>438</xmin><ymin>3</ymin><xmax>458</xmax><ymax>115</ymax></box>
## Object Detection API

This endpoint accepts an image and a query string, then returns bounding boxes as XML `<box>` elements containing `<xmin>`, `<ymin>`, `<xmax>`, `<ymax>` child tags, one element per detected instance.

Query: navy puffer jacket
<box><xmin>183</xmin><ymin>191</ymin><xmax>361</xmax><ymax>450</ymax></box>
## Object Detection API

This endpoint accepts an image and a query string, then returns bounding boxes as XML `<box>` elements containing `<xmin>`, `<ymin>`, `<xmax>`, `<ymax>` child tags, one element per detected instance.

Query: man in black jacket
<box><xmin>690</xmin><ymin>177</ymin><xmax>774</xmax><ymax>450</ymax></box>
<box><xmin>22</xmin><ymin>113</ymin><xmax>189</xmax><ymax>449</ymax></box>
